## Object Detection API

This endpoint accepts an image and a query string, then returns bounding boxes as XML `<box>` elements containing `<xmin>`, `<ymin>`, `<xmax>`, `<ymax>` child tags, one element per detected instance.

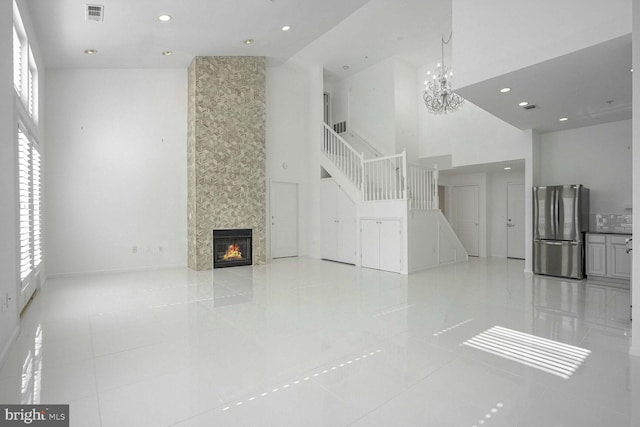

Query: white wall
<box><xmin>394</xmin><ymin>60</ymin><xmax>419</xmax><ymax>163</ymax></box>
<box><xmin>630</xmin><ymin>0</ymin><xmax>640</xmax><ymax>357</ymax></box>
<box><xmin>453</xmin><ymin>0</ymin><xmax>632</xmax><ymax>88</ymax></box>
<box><xmin>330</xmin><ymin>58</ymin><xmax>396</xmax><ymax>156</ymax></box>
<box><xmin>418</xmin><ymin>82</ymin><xmax>532</xmax><ymax>167</ymax></box>
<box><xmin>487</xmin><ymin>171</ymin><xmax>525</xmax><ymax>258</ymax></box>
<box><xmin>539</xmin><ymin>120</ymin><xmax>632</xmax><ymax>214</ymax></box>
<box><xmin>45</xmin><ymin>69</ymin><xmax>187</xmax><ymax>276</ymax></box>
<box><xmin>266</xmin><ymin>60</ymin><xmax>313</xmax><ymax>257</ymax></box>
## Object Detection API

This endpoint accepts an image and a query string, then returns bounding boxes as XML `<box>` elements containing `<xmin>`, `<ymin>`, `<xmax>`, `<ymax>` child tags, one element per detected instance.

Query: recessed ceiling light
<box><xmin>342</xmin><ymin>65</ymin><xmax>350</xmax><ymax>70</ymax></box>
<box><xmin>504</xmin><ymin>166</ymin><xmax>511</xmax><ymax>170</ymax></box>
<box><xmin>559</xmin><ymin>117</ymin><xmax>569</xmax><ymax>122</ymax></box>
<box><xmin>281</xmin><ymin>25</ymin><xmax>291</xmax><ymax>31</ymax></box>
<box><xmin>84</xmin><ymin>49</ymin><xmax>97</xmax><ymax>55</ymax></box>
<box><xmin>519</xmin><ymin>101</ymin><xmax>529</xmax><ymax>107</ymax></box>
<box><xmin>158</xmin><ymin>14</ymin><xmax>171</xmax><ymax>22</ymax></box>
<box><xmin>244</xmin><ymin>39</ymin><xmax>254</xmax><ymax>45</ymax></box>
<box><xmin>162</xmin><ymin>51</ymin><xmax>172</xmax><ymax>56</ymax></box>
<box><xmin>500</xmin><ymin>87</ymin><xmax>511</xmax><ymax>93</ymax></box>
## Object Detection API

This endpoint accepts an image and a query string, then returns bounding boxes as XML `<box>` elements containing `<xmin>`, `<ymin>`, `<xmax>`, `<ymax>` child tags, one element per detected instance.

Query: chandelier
<box><xmin>423</xmin><ymin>34</ymin><xmax>464</xmax><ymax>114</ymax></box>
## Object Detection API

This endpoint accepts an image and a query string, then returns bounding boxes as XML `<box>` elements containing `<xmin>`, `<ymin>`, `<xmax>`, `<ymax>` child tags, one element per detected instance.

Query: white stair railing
<box><xmin>322</xmin><ymin>124</ymin><xmax>363</xmax><ymax>188</ymax></box>
<box><xmin>362</xmin><ymin>151</ymin><xmax>406</xmax><ymax>201</ymax></box>
<box><xmin>322</xmin><ymin>124</ymin><xmax>438</xmax><ymax>209</ymax></box>
<box><xmin>407</xmin><ymin>164</ymin><xmax>439</xmax><ymax>210</ymax></box>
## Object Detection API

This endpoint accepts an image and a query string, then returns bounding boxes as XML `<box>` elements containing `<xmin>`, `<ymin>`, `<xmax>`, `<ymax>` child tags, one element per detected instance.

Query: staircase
<box><xmin>321</xmin><ymin>123</ymin><xmax>468</xmax><ymax>274</ymax></box>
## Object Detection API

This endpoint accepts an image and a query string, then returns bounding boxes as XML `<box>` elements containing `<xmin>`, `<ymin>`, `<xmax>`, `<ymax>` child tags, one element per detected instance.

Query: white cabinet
<box><xmin>320</xmin><ymin>179</ymin><xmax>356</xmax><ymax>264</ymax></box>
<box><xmin>609</xmin><ymin>235</ymin><xmax>631</xmax><ymax>279</ymax></box>
<box><xmin>360</xmin><ymin>219</ymin><xmax>402</xmax><ymax>273</ymax></box>
<box><xmin>586</xmin><ymin>233</ymin><xmax>631</xmax><ymax>283</ymax></box>
<box><xmin>586</xmin><ymin>234</ymin><xmax>607</xmax><ymax>276</ymax></box>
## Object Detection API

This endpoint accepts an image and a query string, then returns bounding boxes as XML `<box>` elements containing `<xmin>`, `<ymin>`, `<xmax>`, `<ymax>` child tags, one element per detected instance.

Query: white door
<box><xmin>360</xmin><ymin>219</ymin><xmax>380</xmax><ymax>269</ymax></box>
<box><xmin>379</xmin><ymin>220</ymin><xmax>402</xmax><ymax>273</ymax></box>
<box><xmin>320</xmin><ymin>179</ymin><xmax>338</xmax><ymax>260</ymax></box>
<box><xmin>271</xmin><ymin>182</ymin><xmax>298</xmax><ymax>258</ymax></box>
<box><xmin>452</xmin><ymin>185</ymin><xmax>479</xmax><ymax>256</ymax></box>
<box><xmin>337</xmin><ymin>188</ymin><xmax>356</xmax><ymax>264</ymax></box>
<box><xmin>507</xmin><ymin>183</ymin><xmax>525</xmax><ymax>259</ymax></box>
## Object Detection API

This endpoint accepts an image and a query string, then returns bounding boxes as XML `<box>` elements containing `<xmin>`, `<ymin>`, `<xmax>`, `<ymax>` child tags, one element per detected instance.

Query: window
<box><xmin>13</xmin><ymin>1</ymin><xmax>38</xmax><ymax>123</ymax></box>
<box><xmin>13</xmin><ymin>25</ymin><xmax>22</xmax><ymax>96</ymax></box>
<box><xmin>28</xmin><ymin>46</ymin><xmax>37</xmax><ymax>119</ymax></box>
<box><xmin>18</xmin><ymin>127</ymin><xmax>42</xmax><ymax>283</ymax></box>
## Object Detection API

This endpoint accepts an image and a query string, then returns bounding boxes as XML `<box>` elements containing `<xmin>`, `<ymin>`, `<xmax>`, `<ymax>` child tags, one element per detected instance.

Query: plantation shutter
<box><xmin>18</xmin><ymin>129</ymin><xmax>32</xmax><ymax>281</ymax></box>
<box><xmin>33</xmin><ymin>146</ymin><xmax>42</xmax><ymax>267</ymax></box>
<box><xmin>13</xmin><ymin>25</ymin><xmax>21</xmax><ymax>95</ymax></box>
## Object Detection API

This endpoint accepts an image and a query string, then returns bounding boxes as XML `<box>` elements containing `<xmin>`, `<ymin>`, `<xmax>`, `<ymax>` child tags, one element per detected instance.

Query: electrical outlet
<box><xmin>159</xmin><ymin>246</ymin><xmax>163</xmax><ymax>252</ymax></box>
<box><xmin>132</xmin><ymin>246</ymin><xmax>138</xmax><ymax>254</ymax></box>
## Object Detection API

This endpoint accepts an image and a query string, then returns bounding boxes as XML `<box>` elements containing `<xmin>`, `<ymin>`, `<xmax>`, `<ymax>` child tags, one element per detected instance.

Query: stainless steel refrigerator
<box><xmin>533</xmin><ymin>185</ymin><xmax>590</xmax><ymax>279</ymax></box>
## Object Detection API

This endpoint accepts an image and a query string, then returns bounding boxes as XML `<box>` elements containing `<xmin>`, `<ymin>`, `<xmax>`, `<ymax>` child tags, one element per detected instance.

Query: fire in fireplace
<box><xmin>212</xmin><ymin>229</ymin><xmax>252</xmax><ymax>268</ymax></box>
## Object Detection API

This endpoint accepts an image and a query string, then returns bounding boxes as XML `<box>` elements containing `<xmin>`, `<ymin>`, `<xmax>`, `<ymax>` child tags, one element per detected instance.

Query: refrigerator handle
<box><xmin>552</xmin><ymin>187</ymin><xmax>557</xmax><ymax>238</ymax></box>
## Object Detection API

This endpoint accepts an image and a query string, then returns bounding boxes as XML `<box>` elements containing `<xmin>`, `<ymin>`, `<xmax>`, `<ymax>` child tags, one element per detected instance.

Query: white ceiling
<box><xmin>25</xmin><ymin>0</ymin><xmax>373</xmax><ymax>68</ymax></box>
<box><xmin>24</xmin><ymin>0</ymin><xmax>631</xmax><ymax>136</ymax></box>
<box><xmin>455</xmin><ymin>35</ymin><xmax>632</xmax><ymax>134</ymax></box>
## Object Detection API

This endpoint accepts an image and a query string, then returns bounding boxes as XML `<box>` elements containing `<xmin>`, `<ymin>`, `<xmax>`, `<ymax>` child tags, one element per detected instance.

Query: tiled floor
<box><xmin>0</xmin><ymin>257</ymin><xmax>638</xmax><ymax>426</ymax></box>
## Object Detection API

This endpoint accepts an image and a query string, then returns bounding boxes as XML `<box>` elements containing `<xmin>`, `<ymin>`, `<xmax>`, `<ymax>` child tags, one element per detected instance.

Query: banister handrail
<box><xmin>322</xmin><ymin>122</ymin><xmax>439</xmax><ymax>209</ymax></box>
<box><xmin>362</xmin><ymin>152</ymin><xmax>404</xmax><ymax>164</ymax></box>
<box><xmin>323</xmin><ymin>123</ymin><xmax>364</xmax><ymax>161</ymax></box>
<box><xmin>344</xmin><ymin>128</ymin><xmax>384</xmax><ymax>158</ymax></box>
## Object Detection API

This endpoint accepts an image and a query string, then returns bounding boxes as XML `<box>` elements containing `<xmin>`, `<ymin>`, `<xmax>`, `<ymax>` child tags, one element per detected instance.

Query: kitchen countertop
<box><xmin>587</xmin><ymin>231</ymin><xmax>632</xmax><ymax>236</ymax></box>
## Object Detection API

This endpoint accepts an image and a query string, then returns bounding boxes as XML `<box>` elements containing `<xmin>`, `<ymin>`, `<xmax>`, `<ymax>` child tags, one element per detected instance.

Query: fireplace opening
<box><xmin>213</xmin><ymin>229</ymin><xmax>252</xmax><ymax>268</ymax></box>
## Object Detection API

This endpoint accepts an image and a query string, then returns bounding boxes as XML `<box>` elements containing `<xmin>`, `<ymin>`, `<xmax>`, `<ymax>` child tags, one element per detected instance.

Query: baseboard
<box><xmin>0</xmin><ymin>325</ymin><xmax>20</xmax><ymax>370</ymax></box>
<box><xmin>46</xmin><ymin>263</ymin><xmax>188</xmax><ymax>279</ymax></box>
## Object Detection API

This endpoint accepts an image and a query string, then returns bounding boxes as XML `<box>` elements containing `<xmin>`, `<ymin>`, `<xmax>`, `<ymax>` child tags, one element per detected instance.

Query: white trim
<box><xmin>46</xmin><ymin>264</ymin><xmax>189</xmax><ymax>279</ymax></box>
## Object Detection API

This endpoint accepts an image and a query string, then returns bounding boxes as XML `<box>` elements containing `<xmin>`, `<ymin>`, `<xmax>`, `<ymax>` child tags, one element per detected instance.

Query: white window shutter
<box><xmin>13</xmin><ymin>25</ymin><xmax>22</xmax><ymax>96</ymax></box>
<box><xmin>18</xmin><ymin>129</ymin><xmax>32</xmax><ymax>281</ymax></box>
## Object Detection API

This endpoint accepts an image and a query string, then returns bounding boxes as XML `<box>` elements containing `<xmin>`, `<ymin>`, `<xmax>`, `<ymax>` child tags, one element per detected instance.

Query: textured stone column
<box><xmin>187</xmin><ymin>57</ymin><xmax>266</xmax><ymax>270</ymax></box>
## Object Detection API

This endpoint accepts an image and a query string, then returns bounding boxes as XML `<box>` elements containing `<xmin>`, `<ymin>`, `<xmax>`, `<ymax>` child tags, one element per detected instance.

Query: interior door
<box><xmin>337</xmin><ymin>187</ymin><xmax>356</xmax><ymax>264</ymax></box>
<box><xmin>270</xmin><ymin>181</ymin><xmax>298</xmax><ymax>258</ymax></box>
<box><xmin>360</xmin><ymin>219</ymin><xmax>380</xmax><ymax>269</ymax></box>
<box><xmin>378</xmin><ymin>220</ymin><xmax>402</xmax><ymax>273</ymax></box>
<box><xmin>507</xmin><ymin>183</ymin><xmax>525</xmax><ymax>259</ymax></box>
<box><xmin>320</xmin><ymin>179</ymin><xmax>338</xmax><ymax>260</ymax></box>
<box><xmin>452</xmin><ymin>185</ymin><xmax>479</xmax><ymax>256</ymax></box>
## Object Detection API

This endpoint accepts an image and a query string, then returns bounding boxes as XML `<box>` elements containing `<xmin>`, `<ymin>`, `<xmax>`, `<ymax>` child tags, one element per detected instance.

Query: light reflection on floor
<box><xmin>0</xmin><ymin>257</ymin><xmax>635</xmax><ymax>427</ymax></box>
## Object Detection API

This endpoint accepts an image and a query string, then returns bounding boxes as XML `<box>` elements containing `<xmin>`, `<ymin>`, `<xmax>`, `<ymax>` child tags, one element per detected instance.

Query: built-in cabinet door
<box><xmin>378</xmin><ymin>220</ymin><xmax>401</xmax><ymax>273</ymax></box>
<box><xmin>609</xmin><ymin>236</ymin><xmax>631</xmax><ymax>279</ymax></box>
<box><xmin>360</xmin><ymin>219</ymin><xmax>401</xmax><ymax>273</ymax></box>
<box><xmin>586</xmin><ymin>238</ymin><xmax>607</xmax><ymax>277</ymax></box>
<box><xmin>337</xmin><ymin>188</ymin><xmax>356</xmax><ymax>264</ymax></box>
<box><xmin>321</xmin><ymin>180</ymin><xmax>338</xmax><ymax>261</ymax></box>
<box><xmin>321</xmin><ymin>179</ymin><xmax>356</xmax><ymax>264</ymax></box>
<box><xmin>360</xmin><ymin>220</ymin><xmax>380</xmax><ymax>270</ymax></box>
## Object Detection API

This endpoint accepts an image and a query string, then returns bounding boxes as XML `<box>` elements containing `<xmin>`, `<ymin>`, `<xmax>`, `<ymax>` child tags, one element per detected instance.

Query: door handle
<box><xmin>507</xmin><ymin>223</ymin><xmax>515</xmax><ymax>227</ymax></box>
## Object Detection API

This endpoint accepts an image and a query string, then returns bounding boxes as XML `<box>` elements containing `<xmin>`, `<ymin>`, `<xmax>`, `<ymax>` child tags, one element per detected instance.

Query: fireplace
<box><xmin>212</xmin><ymin>229</ymin><xmax>252</xmax><ymax>268</ymax></box>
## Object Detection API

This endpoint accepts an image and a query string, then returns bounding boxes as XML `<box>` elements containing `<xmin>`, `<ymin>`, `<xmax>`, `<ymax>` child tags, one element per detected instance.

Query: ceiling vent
<box><xmin>522</xmin><ymin>104</ymin><xmax>538</xmax><ymax>110</ymax></box>
<box><xmin>86</xmin><ymin>4</ymin><xmax>104</xmax><ymax>22</ymax></box>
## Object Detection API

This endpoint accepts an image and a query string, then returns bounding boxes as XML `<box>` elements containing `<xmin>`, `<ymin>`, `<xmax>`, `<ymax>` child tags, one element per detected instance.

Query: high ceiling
<box><xmin>23</xmin><ymin>0</ymin><xmax>632</xmax><ymax>135</ymax></box>
<box><xmin>24</xmin><ymin>0</ymin><xmax>373</xmax><ymax>68</ymax></box>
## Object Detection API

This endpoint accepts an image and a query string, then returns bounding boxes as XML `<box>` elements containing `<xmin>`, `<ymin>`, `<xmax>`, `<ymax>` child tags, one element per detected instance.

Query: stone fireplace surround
<box><xmin>187</xmin><ymin>56</ymin><xmax>266</xmax><ymax>270</ymax></box>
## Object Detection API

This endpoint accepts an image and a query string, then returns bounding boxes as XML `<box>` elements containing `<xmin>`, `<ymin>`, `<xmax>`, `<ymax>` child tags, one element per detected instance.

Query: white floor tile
<box><xmin>0</xmin><ymin>257</ymin><xmax>635</xmax><ymax>427</ymax></box>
